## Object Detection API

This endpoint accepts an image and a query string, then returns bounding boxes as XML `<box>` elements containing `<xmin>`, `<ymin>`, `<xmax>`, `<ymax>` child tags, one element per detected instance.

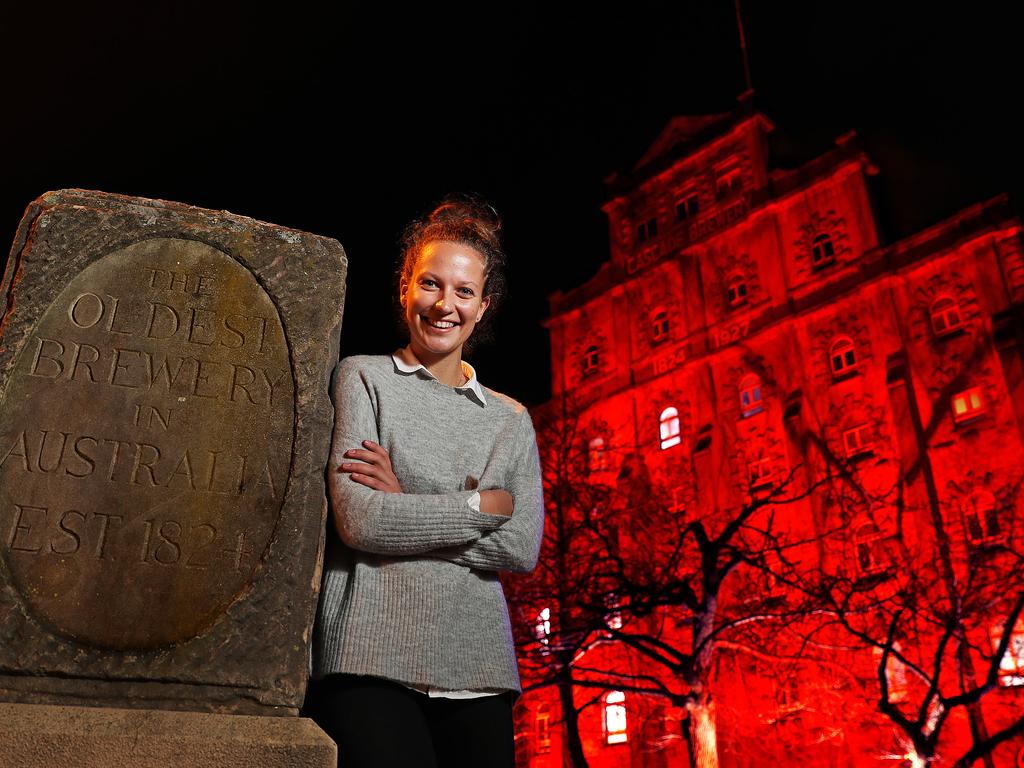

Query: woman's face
<box><xmin>399</xmin><ymin>240</ymin><xmax>490</xmax><ymax>364</ymax></box>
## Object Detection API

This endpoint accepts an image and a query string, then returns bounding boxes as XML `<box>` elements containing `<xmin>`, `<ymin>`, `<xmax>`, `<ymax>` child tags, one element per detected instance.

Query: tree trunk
<box><xmin>557</xmin><ymin>672</ymin><xmax>589</xmax><ymax>768</ymax></box>
<box><xmin>688</xmin><ymin>698</ymin><xmax>720</xmax><ymax>768</ymax></box>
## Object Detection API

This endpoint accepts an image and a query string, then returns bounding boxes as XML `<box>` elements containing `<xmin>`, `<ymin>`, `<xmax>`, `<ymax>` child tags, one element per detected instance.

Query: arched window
<box><xmin>604</xmin><ymin>691</ymin><xmax>628</xmax><ymax>744</ymax></box>
<box><xmin>650</xmin><ymin>308</ymin><xmax>670</xmax><ymax>344</ymax></box>
<box><xmin>930</xmin><ymin>296</ymin><xmax>963</xmax><ymax>336</ymax></box>
<box><xmin>811</xmin><ymin>233</ymin><xmax>836</xmax><ymax>268</ymax></box>
<box><xmin>582</xmin><ymin>345</ymin><xmax>601</xmax><ymax>378</ymax></box>
<box><xmin>962</xmin><ymin>491</ymin><xmax>1000</xmax><ymax>544</ymax></box>
<box><xmin>830</xmin><ymin>337</ymin><xmax>856</xmax><ymax>377</ymax></box>
<box><xmin>854</xmin><ymin>523</ymin><xmax>890</xmax><ymax>575</ymax></box>
<box><xmin>588</xmin><ymin>436</ymin><xmax>607</xmax><ymax>472</ymax></box>
<box><xmin>739</xmin><ymin>374</ymin><xmax>763</xmax><ymax>417</ymax></box>
<box><xmin>659</xmin><ymin>407</ymin><xmax>680</xmax><ymax>450</ymax></box>
<box><xmin>727</xmin><ymin>272</ymin><xmax>748</xmax><ymax>307</ymax></box>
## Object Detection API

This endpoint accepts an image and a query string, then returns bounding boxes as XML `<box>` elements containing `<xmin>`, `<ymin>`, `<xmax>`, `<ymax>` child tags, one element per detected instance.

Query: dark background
<box><xmin>3</xmin><ymin>2</ymin><xmax>1020</xmax><ymax>406</ymax></box>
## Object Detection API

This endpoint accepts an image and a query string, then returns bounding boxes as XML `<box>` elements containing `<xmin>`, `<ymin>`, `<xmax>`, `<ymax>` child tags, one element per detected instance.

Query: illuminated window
<box><xmin>811</xmin><ymin>233</ymin><xmax>836</xmax><ymax>268</ymax></box>
<box><xmin>748</xmin><ymin>456</ymin><xmax>773</xmax><ymax>488</ymax></box>
<box><xmin>535</xmin><ymin>704</ymin><xmax>552</xmax><ymax>753</ymax></box>
<box><xmin>637</xmin><ymin>217</ymin><xmax>658</xmax><ymax>243</ymax></box>
<box><xmin>962</xmin><ymin>491</ymin><xmax>1000</xmax><ymax>544</ymax></box>
<box><xmin>651</xmin><ymin>309</ymin><xmax>670</xmax><ymax>344</ymax></box>
<box><xmin>930</xmin><ymin>296</ymin><xmax>962</xmax><ymax>336</ymax></box>
<box><xmin>854</xmin><ymin>523</ymin><xmax>891</xmax><ymax>576</ymax></box>
<box><xmin>604</xmin><ymin>691</ymin><xmax>628</xmax><ymax>744</ymax></box>
<box><xmin>727</xmin><ymin>272</ymin><xmax>748</xmax><ymax>307</ymax></box>
<box><xmin>588</xmin><ymin>437</ymin><xmax>607</xmax><ymax>473</ymax></box>
<box><xmin>535</xmin><ymin>607</ymin><xmax>551</xmax><ymax>651</ymax></box>
<box><xmin>739</xmin><ymin>374</ymin><xmax>763</xmax><ymax>417</ymax></box>
<box><xmin>842</xmin><ymin>423</ymin><xmax>874</xmax><ymax>458</ymax></box>
<box><xmin>660</xmin><ymin>407</ymin><xmax>681</xmax><ymax>449</ymax></box>
<box><xmin>582</xmin><ymin>345</ymin><xmax>602</xmax><ymax>378</ymax></box>
<box><xmin>676</xmin><ymin>193</ymin><xmax>700</xmax><ymax>221</ymax></box>
<box><xmin>829</xmin><ymin>337</ymin><xmax>857</xmax><ymax>377</ymax></box>
<box><xmin>951</xmin><ymin>387</ymin><xmax>985</xmax><ymax>424</ymax></box>
<box><xmin>991</xmin><ymin>619</ymin><xmax>1024</xmax><ymax>687</ymax></box>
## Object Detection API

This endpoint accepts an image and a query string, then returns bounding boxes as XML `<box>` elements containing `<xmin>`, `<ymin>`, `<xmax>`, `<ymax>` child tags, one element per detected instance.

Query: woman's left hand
<box><xmin>338</xmin><ymin>440</ymin><xmax>402</xmax><ymax>493</ymax></box>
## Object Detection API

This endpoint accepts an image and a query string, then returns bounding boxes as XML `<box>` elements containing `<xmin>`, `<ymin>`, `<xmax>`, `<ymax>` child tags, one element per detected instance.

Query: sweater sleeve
<box><xmin>327</xmin><ymin>357</ymin><xmax>509</xmax><ymax>555</ymax></box>
<box><xmin>431</xmin><ymin>409</ymin><xmax>545</xmax><ymax>573</ymax></box>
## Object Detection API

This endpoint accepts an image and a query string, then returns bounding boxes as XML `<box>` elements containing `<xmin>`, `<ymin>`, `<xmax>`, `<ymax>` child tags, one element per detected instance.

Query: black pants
<box><xmin>303</xmin><ymin>674</ymin><xmax>516</xmax><ymax>768</ymax></box>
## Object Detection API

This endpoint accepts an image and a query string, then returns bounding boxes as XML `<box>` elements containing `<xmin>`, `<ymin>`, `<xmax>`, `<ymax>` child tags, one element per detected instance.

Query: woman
<box><xmin>307</xmin><ymin>196</ymin><xmax>545</xmax><ymax>768</ymax></box>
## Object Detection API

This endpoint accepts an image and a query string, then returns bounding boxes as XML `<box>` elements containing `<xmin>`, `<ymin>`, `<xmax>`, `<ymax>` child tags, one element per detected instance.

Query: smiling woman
<box><xmin>306</xmin><ymin>196</ymin><xmax>543</xmax><ymax>768</ymax></box>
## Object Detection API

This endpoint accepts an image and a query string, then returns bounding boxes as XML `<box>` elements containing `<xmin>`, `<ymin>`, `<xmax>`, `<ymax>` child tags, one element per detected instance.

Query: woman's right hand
<box><xmin>479</xmin><ymin>489</ymin><xmax>514</xmax><ymax>517</ymax></box>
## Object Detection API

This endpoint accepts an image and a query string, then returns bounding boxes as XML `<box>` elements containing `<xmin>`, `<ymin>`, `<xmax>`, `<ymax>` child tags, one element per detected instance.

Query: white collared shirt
<box><xmin>391</xmin><ymin>348</ymin><xmax>487</xmax><ymax>408</ymax></box>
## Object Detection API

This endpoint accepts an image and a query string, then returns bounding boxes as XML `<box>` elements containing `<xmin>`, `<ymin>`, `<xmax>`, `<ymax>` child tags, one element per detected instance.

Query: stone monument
<box><xmin>0</xmin><ymin>190</ymin><xmax>344</xmax><ymax>766</ymax></box>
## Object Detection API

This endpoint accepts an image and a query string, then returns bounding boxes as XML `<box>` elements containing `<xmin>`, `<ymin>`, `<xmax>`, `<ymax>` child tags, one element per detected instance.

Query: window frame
<box><xmin>929</xmin><ymin>295</ymin><xmax>963</xmax><ymax>337</ymax></box>
<box><xmin>951</xmin><ymin>386</ymin><xmax>986</xmax><ymax>425</ymax></box>
<box><xmin>650</xmin><ymin>308</ymin><xmax>671</xmax><ymax>344</ymax></box>
<box><xmin>961</xmin><ymin>490</ymin><xmax>1001</xmax><ymax>545</ymax></box>
<box><xmin>842</xmin><ymin>423</ymin><xmax>874</xmax><ymax>458</ymax></box>
<box><xmin>811</xmin><ymin>232</ymin><xmax>836</xmax><ymax>269</ymax></box>
<box><xmin>659</xmin><ymin>406</ymin><xmax>681</xmax><ymax>450</ymax></box>
<box><xmin>829</xmin><ymin>336</ymin><xmax>857</xmax><ymax>378</ymax></box>
<box><xmin>854</xmin><ymin>523</ymin><xmax>891</xmax><ymax>576</ymax></box>
<box><xmin>535</xmin><ymin>703</ymin><xmax>552</xmax><ymax>753</ymax></box>
<box><xmin>726</xmin><ymin>272</ymin><xmax>749</xmax><ymax>307</ymax></box>
<box><xmin>739</xmin><ymin>374</ymin><xmax>763</xmax><ymax>417</ymax></box>
<box><xmin>582</xmin><ymin>345</ymin><xmax>602</xmax><ymax>378</ymax></box>
<box><xmin>675</xmin><ymin>192</ymin><xmax>700</xmax><ymax>222</ymax></box>
<box><xmin>604</xmin><ymin>691</ymin><xmax>628</xmax><ymax>745</ymax></box>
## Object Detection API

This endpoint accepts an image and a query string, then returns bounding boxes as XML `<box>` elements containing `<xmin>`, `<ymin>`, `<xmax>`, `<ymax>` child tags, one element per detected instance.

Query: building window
<box><xmin>962</xmin><ymin>491</ymin><xmax>1000</xmax><ymax>544</ymax></box>
<box><xmin>843</xmin><ymin>423</ymin><xmax>874</xmax><ymax>458</ymax></box>
<box><xmin>582</xmin><ymin>345</ymin><xmax>602</xmax><ymax>378</ymax></box>
<box><xmin>716</xmin><ymin>169</ymin><xmax>742</xmax><ymax>200</ymax></box>
<box><xmin>930</xmin><ymin>295</ymin><xmax>963</xmax><ymax>337</ymax></box>
<box><xmin>951</xmin><ymin>387</ymin><xmax>985</xmax><ymax>424</ymax></box>
<box><xmin>727</xmin><ymin>272</ymin><xmax>748</xmax><ymax>307</ymax></box>
<box><xmin>588</xmin><ymin>437</ymin><xmax>607</xmax><ymax>473</ymax></box>
<box><xmin>534</xmin><ymin>607</ymin><xmax>551</xmax><ymax>651</ymax></box>
<box><xmin>535</xmin><ymin>704</ymin><xmax>552</xmax><ymax>753</ymax></box>
<box><xmin>739</xmin><ymin>374</ymin><xmax>763</xmax><ymax>417</ymax></box>
<box><xmin>636</xmin><ymin>217</ymin><xmax>658</xmax><ymax>244</ymax></box>
<box><xmin>604</xmin><ymin>691</ymin><xmax>628</xmax><ymax>744</ymax></box>
<box><xmin>659</xmin><ymin>407</ymin><xmax>681</xmax><ymax>450</ymax></box>
<box><xmin>676</xmin><ymin>193</ymin><xmax>700</xmax><ymax>221</ymax></box>
<box><xmin>811</xmin><ymin>233</ymin><xmax>836</xmax><ymax>268</ymax></box>
<box><xmin>992</xmin><ymin>619</ymin><xmax>1024</xmax><ymax>687</ymax></box>
<box><xmin>748</xmin><ymin>456</ymin><xmax>774</xmax><ymax>488</ymax></box>
<box><xmin>651</xmin><ymin>308</ymin><xmax>671</xmax><ymax>344</ymax></box>
<box><xmin>854</xmin><ymin>523</ymin><xmax>891</xmax><ymax>576</ymax></box>
<box><xmin>829</xmin><ymin>337</ymin><xmax>857</xmax><ymax>377</ymax></box>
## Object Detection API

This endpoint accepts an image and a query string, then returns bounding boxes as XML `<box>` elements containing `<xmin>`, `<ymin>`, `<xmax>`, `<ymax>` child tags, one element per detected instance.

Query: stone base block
<box><xmin>0</xmin><ymin>702</ymin><xmax>336</xmax><ymax>768</ymax></box>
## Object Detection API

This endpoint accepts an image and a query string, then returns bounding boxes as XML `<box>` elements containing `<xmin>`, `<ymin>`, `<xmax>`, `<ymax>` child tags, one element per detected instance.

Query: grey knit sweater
<box><xmin>311</xmin><ymin>354</ymin><xmax>544</xmax><ymax>693</ymax></box>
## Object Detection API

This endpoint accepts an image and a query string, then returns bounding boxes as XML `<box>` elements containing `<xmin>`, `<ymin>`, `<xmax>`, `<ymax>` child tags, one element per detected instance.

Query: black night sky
<box><xmin>3</xmin><ymin>2</ymin><xmax>1021</xmax><ymax>407</ymax></box>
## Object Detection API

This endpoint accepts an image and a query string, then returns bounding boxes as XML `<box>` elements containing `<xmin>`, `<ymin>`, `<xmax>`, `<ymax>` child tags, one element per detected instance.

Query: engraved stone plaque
<box><xmin>0</xmin><ymin>190</ymin><xmax>346</xmax><ymax>716</ymax></box>
<box><xmin>0</xmin><ymin>238</ymin><xmax>294</xmax><ymax>648</ymax></box>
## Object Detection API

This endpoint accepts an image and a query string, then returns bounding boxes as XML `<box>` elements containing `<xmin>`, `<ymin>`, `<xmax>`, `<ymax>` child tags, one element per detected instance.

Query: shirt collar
<box><xmin>392</xmin><ymin>348</ymin><xmax>487</xmax><ymax>407</ymax></box>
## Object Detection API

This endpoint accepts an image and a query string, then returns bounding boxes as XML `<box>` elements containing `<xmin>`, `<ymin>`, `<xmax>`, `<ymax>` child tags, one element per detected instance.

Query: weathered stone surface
<box><xmin>0</xmin><ymin>702</ymin><xmax>336</xmax><ymax>767</ymax></box>
<box><xmin>0</xmin><ymin>190</ymin><xmax>346</xmax><ymax>714</ymax></box>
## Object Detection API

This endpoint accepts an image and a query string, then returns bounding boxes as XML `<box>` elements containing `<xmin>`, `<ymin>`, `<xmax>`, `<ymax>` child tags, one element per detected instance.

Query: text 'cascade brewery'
<box><xmin>0</xmin><ymin>237</ymin><xmax>294</xmax><ymax>650</ymax></box>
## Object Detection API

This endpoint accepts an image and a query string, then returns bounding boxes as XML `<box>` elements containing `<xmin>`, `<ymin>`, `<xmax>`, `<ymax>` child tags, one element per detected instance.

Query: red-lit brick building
<box><xmin>510</xmin><ymin>96</ymin><xmax>1024</xmax><ymax>767</ymax></box>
